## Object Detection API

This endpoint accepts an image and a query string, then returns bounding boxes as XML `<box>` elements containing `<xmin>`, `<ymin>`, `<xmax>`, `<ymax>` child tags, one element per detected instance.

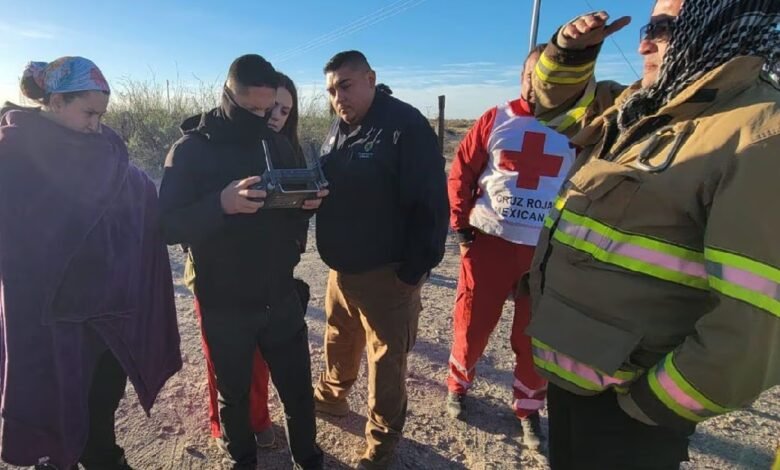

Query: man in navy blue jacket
<box><xmin>313</xmin><ymin>50</ymin><xmax>449</xmax><ymax>470</ymax></box>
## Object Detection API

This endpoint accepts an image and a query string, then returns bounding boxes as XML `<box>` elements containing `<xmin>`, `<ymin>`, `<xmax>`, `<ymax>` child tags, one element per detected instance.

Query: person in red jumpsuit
<box><xmin>445</xmin><ymin>44</ymin><xmax>575</xmax><ymax>449</ymax></box>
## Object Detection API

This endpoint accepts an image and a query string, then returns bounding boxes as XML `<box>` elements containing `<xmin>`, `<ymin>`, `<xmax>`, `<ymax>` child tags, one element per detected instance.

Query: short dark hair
<box><xmin>323</xmin><ymin>50</ymin><xmax>372</xmax><ymax>74</ymax></box>
<box><xmin>227</xmin><ymin>54</ymin><xmax>279</xmax><ymax>93</ymax></box>
<box><xmin>523</xmin><ymin>44</ymin><xmax>547</xmax><ymax>72</ymax></box>
<box><xmin>529</xmin><ymin>43</ymin><xmax>547</xmax><ymax>60</ymax></box>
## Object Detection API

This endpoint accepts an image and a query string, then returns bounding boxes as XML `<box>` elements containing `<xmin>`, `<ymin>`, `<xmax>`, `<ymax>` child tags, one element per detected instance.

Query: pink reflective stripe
<box><xmin>616</xmin><ymin>243</ymin><xmax>707</xmax><ymax>278</ymax></box>
<box><xmin>513</xmin><ymin>378</ymin><xmax>547</xmax><ymax>397</ymax></box>
<box><xmin>534</xmin><ymin>347</ymin><xmax>628</xmax><ymax>388</ymax></box>
<box><xmin>656</xmin><ymin>368</ymin><xmax>706</xmax><ymax>413</ymax></box>
<box><xmin>557</xmin><ymin>220</ymin><xmax>707</xmax><ymax>279</ymax></box>
<box><xmin>514</xmin><ymin>398</ymin><xmax>545</xmax><ymax>411</ymax></box>
<box><xmin>449</xmin><ymin>354</ymin><xmax>474</xmax><ymax>376</ymax></box>
<box><xmin>721</xmin><ymin>265</ymin><xmax>780</xmax><ymax>300</ymax></box>
<box><xmin>449</xmin><ymin>373</ymin><xmax>472</xmax><ymax>391</ymax></box>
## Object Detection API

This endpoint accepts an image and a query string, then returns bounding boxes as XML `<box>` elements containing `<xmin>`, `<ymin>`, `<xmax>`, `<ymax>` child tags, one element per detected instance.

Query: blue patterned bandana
<box><xmin>23</xmin><ymin>56</ymin><xmax>110</xmax><ymax>95</ymax></box>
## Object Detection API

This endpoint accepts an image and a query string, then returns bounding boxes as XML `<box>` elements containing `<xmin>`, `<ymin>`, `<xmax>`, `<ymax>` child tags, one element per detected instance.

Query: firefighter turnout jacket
<box><xmin>528</xmin><ymin>39</ymin><xmax>780</xmax><ymax>432</ymax></box>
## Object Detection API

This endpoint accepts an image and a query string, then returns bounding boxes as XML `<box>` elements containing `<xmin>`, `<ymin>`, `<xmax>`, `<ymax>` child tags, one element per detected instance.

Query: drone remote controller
<box><xmin>250</xmin><ymin>140</ymin><xmax>328</xmax><ymax>209</ymax></box>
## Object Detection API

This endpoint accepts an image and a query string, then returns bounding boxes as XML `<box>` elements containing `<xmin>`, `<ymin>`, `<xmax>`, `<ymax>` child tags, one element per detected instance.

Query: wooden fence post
<box><xmin>437</xmin><ymin>95</ymin><xmax>445</xmax><ymax>153</ymax></box>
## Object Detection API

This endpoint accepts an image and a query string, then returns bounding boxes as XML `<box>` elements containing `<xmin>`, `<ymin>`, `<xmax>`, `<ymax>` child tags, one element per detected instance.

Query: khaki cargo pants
<box><xmin>314</xmin><ymin>264</ymin><xmax>423</xmax><ymax>464</ymax></box>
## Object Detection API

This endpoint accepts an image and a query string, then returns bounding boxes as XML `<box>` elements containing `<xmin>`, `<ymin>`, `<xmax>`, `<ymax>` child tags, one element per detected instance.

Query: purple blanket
<box><xmin>0</xmin><ymin>108</ymin><xmax>182</xmax><ymax>468</ymax></box>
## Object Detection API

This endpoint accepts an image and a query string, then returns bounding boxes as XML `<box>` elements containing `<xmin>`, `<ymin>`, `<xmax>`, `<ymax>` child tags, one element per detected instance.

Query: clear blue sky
<box><xmin>0</xmin><ymin>0</ymin><xmax>654</xmax><ymax>118</ymax></box>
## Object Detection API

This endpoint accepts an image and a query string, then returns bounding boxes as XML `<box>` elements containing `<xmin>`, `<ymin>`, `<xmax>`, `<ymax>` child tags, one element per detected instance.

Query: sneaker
<box><xmin>446</xmin><ymin>392</ymin><xmax>466</xmax><ymax>419</ymax></box>
<box><xmin>254</xmin><ymin>427</ymin><xmax>276</xmax><ymax>448</ymax></box>
<box><xmin>520</xmin><ymin>412</ymin><xmax>545</xmax><ymax>450</ymax></box>
<box><xmin>314</xmin><ymin>395</ymin><xmax>350</xmax><ymax>417</ymax></box>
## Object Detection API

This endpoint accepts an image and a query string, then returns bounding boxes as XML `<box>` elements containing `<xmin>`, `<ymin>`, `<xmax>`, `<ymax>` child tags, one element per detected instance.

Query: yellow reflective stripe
<box><xmin>533</xmin><ymin>356</ymin><xmax>604</xmax><ymax>392</ymax></box>
<box><xmin>532</xmin><ymin>339</ymin><xmax>640</xmax><ymax>392</ymax></box>
<box><xmin>535</xmin><ymin>64</ymin><xmax>593</xmax><ymax>85</ymax></box>
<box><xmin>705</xmin><ymin>247</ymin><xmax>780</xmax><ymax>284</ymax></box>
<box><xmin>545</xmin><ymin>80</ymin><xmax>597</xmax><ymax>132</ymax></box>
<box><xmin>708</xmin><ymin>277</ymin><xmax>780</xmax><ymax>318</ymax></box>
<box><xmin>647</xmin><ymin>365</ymin><xmax>705</xmax><ymax>423</ymax></box>
<box><xmin>543</xmin><ymin>195</ymin><xmax>568</xmax><ymax>229</ymax></box>
<box><xmin>539</xmin><ymin>52</ymin><xmax>595</xmax><ymax>72</ymax></box>
<box><xmin>553</xmin><ymin>229</ymin><xmax>708</xmax><ymax>289</ymax></box>
<box><xmin>705</xmin><ymin>247</ymin><xmax>780</xmax><ymax>318</ymax></box>
<box><xmin>664</xmin><ymin>355</ymin><xmax>730</xmax><ymax>415</ymax></box>
<box><xmin>552</xmin><ymin>210</ymin><xmax>709</xmax><ymax>289</ymax></box>
<box><xmin>553</xmin><ymin>105</ymin><xmax>587</xmax><ymax>133</ymax></box>
<box><xmin>648</xmin><ymin>354</ymin><xmax>732</xmax><ymax>423</ymax></box>
<box><xmin>535</xmin><ymin>54</ymin><xmax>594</xmax><ymax>85</ymax></box>
<box><xmin>563</xmin><ymin>211</ymin><xmax>703</xmax><ymax>262</ymax></box>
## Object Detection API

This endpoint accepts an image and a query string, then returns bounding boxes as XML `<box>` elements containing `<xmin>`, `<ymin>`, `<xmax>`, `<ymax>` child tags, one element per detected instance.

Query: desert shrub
<box><xmin>103</xmin><ymin>77</ymin><xmax>218</xmax><ymax>175</ymax></box>
<box><xmin>104</xmin><ymin>78</ymin><xmax>336</xmax><ymax>174</ymax></box>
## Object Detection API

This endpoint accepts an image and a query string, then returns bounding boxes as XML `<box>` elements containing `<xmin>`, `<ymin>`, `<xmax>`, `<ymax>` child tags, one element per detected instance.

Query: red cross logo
<box><xmin>498</xmin><ymin>132</ymin><xmax>564</xmax><ymax>189</ymax></box>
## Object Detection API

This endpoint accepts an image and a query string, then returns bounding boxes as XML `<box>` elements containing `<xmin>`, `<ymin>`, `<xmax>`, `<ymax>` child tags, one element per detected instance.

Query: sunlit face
<box><xmin>325</xmin><ymin>65</ymin><xmax>376</xmax><ymax>126</ymax></box>
<box><xmin>231</xmin><ymin>85</ymin><xmax>277</xmax><ymax>117</ymax></box>
<box><xmin>639</xmin><ymin>0</ymin><xmax>684</xmax><ymax>88</ymax></box>
<box><xmin>521</xmin><ymin>52</ymin><xmax>542</xmax><ymax>104</ymax></box>
<box><xmin>268</xmin><ymin>86</ymin><xmax>293</xmax><ymax>132</ymax></box>
<box><xmin>46</xmin><ymin>91</ymin><xmax>109</xmax><ymax>133</ymax></box>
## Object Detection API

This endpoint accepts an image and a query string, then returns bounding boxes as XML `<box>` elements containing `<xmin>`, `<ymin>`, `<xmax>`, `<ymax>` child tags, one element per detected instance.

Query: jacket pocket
<box><xmin>566</xmin><ymin>159</ymin><xmax>644</xmax><ymax>225</ymax></box>
<box><xmin>526</xmin><ymin>289</ymin><xmax>642</xmax><ymax>376</ymax></box>
<box><xmin>559</xmin><ymin>159</ymin><xmax>645</xmax><ymax>264</ymax></box>
<box><xmin>346</xmin><ymin>153</ymin><xmax>394</xmax><ymax>208</ymax></box>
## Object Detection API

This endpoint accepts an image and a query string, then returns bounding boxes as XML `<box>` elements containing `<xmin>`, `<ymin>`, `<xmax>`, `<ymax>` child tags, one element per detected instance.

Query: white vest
<box><xmin>469</xmin><ymin>103</ymin><xmax>575</xmax><ymax>245</ymax></box>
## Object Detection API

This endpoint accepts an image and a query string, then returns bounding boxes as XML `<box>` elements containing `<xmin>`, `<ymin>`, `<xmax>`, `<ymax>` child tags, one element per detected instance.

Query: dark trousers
<box><xmin>547</xmin><ymin>383</ymin><xmax>691</xmax><ymax>470</ymax></box>
<box><xmin>79</xmin><ymin>350</ymin><xmax>128</xmax><ymax>469</ymax></box>
<box><xmin>199</xmin><ymin>288</ymin><xmax>322</xmax><ymax>470</ymax></box>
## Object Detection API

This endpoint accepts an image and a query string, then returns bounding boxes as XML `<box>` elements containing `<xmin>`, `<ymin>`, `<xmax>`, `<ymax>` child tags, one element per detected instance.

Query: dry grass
<box><xmin>102</xmin><ymin>79</ymin><xmax>471</xmax><ymax>175</ymax></box>
<box><xmin>103</xmin><ymin>79</ymin><xmax>333</xmax><ymax>175</ymax></box>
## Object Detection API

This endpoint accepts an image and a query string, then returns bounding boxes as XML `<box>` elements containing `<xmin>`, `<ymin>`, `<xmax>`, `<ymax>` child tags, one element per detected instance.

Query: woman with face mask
<box><xmin>0</xmin><ymin>57</ymin><xmax>182</xmax><ymax>470</ymax></box>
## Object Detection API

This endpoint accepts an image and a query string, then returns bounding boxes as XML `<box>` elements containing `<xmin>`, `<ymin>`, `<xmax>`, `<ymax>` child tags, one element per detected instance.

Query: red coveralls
<box><xmin>446</xmin><ymin>98</ymin><xmax>574</xmax><ymax>418</ymax></box>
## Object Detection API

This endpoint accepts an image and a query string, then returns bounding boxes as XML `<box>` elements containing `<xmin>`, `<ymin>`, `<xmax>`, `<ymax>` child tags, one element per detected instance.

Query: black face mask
<box><xmin>220</xmin><ymin>87</ymin><xmax>274</xmax><ymax>142</ymax></box>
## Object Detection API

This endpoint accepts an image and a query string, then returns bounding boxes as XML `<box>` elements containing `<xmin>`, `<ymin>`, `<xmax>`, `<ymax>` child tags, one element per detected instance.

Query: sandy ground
<box><xmin>5</xmin><ymin>227</ymin><xmax>777</xmax><ymax>470</ymax></box>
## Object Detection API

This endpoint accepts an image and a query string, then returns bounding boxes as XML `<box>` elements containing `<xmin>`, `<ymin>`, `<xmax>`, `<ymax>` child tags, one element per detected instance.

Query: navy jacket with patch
<box><xmin>316</xmin><ymin>91</ymin><xmax>449</xmax><ymax>284</ymax></box>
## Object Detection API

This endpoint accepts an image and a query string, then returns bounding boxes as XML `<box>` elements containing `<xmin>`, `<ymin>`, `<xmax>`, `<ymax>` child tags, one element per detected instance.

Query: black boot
<box><xmin>520</xmin><ymin>412</ymin><xmax>545</xmax><ymax>450</ymax></box>
<box><xmin>446</xmin><ymin>392</ymin><xmax>466</xmax><ymax>419</ymax></box>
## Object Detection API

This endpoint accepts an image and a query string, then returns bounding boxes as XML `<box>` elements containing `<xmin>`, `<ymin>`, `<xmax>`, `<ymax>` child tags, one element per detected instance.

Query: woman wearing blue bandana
<box><xmin>0</xmin><ymin>57</ymin><xmax>182</xmax><ymax>470</ymax></box>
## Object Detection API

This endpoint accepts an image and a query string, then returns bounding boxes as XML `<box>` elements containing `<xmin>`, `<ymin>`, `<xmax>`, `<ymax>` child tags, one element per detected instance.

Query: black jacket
<box><xmin>316</xmin><ymin>91</ymin><xmax>449</xmax><ymax>284</ymax></box>
<box><xmin>159</xmin><ymin>104</ymin><xmax>311</xmax><ymax>309</ymax></box>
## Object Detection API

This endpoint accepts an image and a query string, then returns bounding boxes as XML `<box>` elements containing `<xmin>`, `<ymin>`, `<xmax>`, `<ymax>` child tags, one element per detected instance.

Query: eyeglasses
<box><xmin>640</xmin><ymin>18</ymin><xmax>676</xmax><ymax>43</ymax></box>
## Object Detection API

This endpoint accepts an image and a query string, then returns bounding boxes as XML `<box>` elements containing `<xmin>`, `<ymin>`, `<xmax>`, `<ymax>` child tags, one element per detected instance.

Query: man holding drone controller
<box><xmin>158</xmin><ymin>54</ymin><xmax>327</xmax><ymax>470</ymax></box>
